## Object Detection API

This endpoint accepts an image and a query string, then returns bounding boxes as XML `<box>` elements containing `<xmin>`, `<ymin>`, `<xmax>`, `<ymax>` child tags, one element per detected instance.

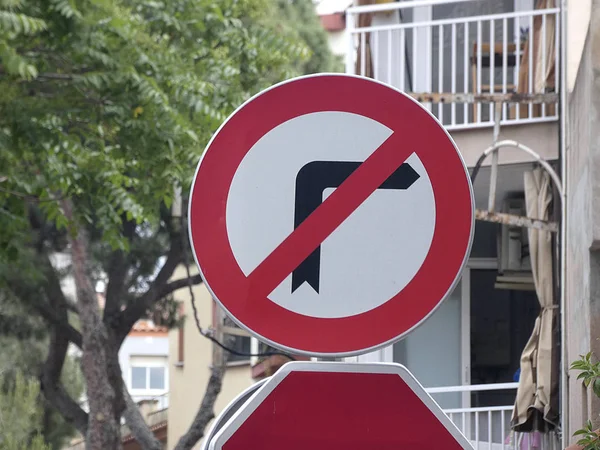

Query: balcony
<box><xmin>426</xmin><ymin>382</ymin><xmax>559</xmax><ymax>450</ymax></box>
<box><xmin>345</xmin><ymin>0</ymin><xmax>559</xmax><ymax>131</ymax></box>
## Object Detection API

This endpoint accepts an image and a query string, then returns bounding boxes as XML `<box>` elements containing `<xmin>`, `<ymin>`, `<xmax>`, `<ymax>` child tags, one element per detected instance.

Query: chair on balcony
<box><xmin>470</xmin><ymin>42</ymin><xmax>524</xmax><ymax>120</ymax></box>
<box><xmin>471</xmin><ymin>3</ymin><xmax>557</xmax><ymax>122</ymax></box>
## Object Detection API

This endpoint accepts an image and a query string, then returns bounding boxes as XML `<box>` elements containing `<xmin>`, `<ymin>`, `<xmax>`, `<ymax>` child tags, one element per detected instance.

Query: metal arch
<box><xmin>470</xmin><ymin>139</ymin><xmax>564</xmax><ymax>200</ymax></box>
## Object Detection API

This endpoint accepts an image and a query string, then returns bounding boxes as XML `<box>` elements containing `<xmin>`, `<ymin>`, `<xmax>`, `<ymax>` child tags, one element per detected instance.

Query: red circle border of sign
<box><xmin>189</xmin><ymin>74</ymin><xmax>474</xmax><ymax>357</ymax></box>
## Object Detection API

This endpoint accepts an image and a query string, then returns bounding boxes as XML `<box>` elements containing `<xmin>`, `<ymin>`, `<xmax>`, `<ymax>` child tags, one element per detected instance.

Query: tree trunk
<box><xmin>173</xmin><ymin>362</ymin><xmax>226</xmax><ymax>450</ymax></box>
<box><xmin>61</xmin><ymin>200</ymin><xmax>122</xmax><ymax>450</ymax></box>
<box><xmin>123</xmin><ymin>389</ymin><xmax>162</xmax><ymax>450</ymax></box>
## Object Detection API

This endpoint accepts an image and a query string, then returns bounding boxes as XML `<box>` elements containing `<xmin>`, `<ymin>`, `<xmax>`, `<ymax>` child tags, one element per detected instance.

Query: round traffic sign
<box><xmin>189</xmin><ymin>73</ymin><xmax>474</xmax><ymax>357</ymax></box>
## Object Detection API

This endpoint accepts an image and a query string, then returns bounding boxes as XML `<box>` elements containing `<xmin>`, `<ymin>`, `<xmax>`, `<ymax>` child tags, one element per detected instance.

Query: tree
<box><xmin>0</xmin><ymin>370</ymin><xmax>50</xmax><ymax>450</ymax></box>
<box><xmin>272</xmin><ymin>0</ymin><xmax>344</xmax><ymax>74</ymax></box>
<box><xmin>0</xmin><ymin>329</ymin><xmax>84</xmax><ymax>449</ymax></box>
<box><xmin>0</xmin><ymin>286</ymin><xmax>84</xmax><ymax>449</ymax></box>
<box><xmin>0</xmin><ymin>0</ymin><xmax>324</xmax><ymax>448</ymax></box>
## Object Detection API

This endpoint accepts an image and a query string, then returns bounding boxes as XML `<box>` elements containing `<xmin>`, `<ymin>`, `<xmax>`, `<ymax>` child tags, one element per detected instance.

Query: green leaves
<box><xmin>571</xmin><ymin>352</ymin><xmax>600</xmax><ymax>388</ymax></box>
<box><xmin>571</xmin><ymin>353</ymin><xmax>600</xmax><ymax>447</ymax></box>
<box><xmin>0</xmin><ymin>41</ymin><xmax>37</xmax><ymax>79</ymax></box>
<box><xmin>0</xmin><ymin>10</ymin><xmax>46</xmax><ymax>34</ymax></box>
<box><xmin>0</xmin><ymin>0</ymin><xmax>46</xmax><ymax>80</ymax></box>
<box><xmin>49</xmin><ymin>0</ymin><xmax>82</xmax><ymax>19</ymax></box>
<box><xmin>0</xmin><ymin>0</ymin><xmax>332</xmax><ymax>274</ymax></box>
<box><xmin>572</xmin><ymin>420</ymin><xmax>600</xmax><ymax>450</ymax></box>
<box><xmin>0</xmin><ymin>371</ymin><xmax>50</xmax><ymax>450</ymax></box>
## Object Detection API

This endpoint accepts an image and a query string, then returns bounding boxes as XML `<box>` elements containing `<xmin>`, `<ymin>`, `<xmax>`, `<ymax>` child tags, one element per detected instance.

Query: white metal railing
<box><xmin>346</xmin><ymin>0</ymin><xmax>560</xmax><ymax>130</ymax></box>
<box><xmin>425</xmin><ymin>383</ymin><xmax>559</xmax><ymax>450</ymax></box>
<box><xmin>66</xmin><ymin>395</ymin><xmax>169</xmax><ymax>449</ymax></box>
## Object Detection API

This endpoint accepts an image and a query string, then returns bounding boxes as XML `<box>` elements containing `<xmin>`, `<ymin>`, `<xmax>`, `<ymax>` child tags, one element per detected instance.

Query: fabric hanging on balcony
<box><xmin>515</xmin><ymin>0</ymin><xmax>556</xmax><ymax>118</ymax></box>
<box><xmin>354</xmin><ymin>0</ymin><xmax>375</xmax><ymax>77</ymax></box>
<box><xmin>511</xmin><ymin>167</ymin><xmax>559</xmax><ymax>432</ymax></box>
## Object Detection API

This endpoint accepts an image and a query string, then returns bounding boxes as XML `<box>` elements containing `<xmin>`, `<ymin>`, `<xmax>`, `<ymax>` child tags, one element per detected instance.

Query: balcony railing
<box><xmin>346</xmin><ymin>0</ymin><xmax>560</xmax><ymax>130</ymax></box>
<box><xmin>130</xmin><ymin>392</ymin><xmax>169</xmax><ymax>410</ymax></box>
<box><xmin>425</xmin><ymin>382</ymin><xmax>559</xmax><ymax>450</ymax></box>
<box><xmin>66</xmin><ymin>394</ymin><xmax>169</xmax><ymax>449</ymax></box>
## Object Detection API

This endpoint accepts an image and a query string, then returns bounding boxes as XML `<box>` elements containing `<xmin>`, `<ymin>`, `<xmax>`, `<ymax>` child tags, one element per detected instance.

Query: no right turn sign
<box><xmin>189</xmin><ymin>74</ymin><xmax>474</xmax><ymax>357</ymax></box>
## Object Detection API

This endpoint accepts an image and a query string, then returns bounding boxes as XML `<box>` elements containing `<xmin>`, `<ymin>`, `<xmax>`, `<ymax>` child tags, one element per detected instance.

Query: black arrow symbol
<box><xmin>292</xmin><ymin>160</ymin><xmax>421</xmax><ymax>294</ymax></box>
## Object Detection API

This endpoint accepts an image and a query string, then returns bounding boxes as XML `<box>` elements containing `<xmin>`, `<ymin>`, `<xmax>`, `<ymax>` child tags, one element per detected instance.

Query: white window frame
<box><xmin>129</xmin><ymin>356</ymin><xmax>168</xmax><ymax>394</ymax></box>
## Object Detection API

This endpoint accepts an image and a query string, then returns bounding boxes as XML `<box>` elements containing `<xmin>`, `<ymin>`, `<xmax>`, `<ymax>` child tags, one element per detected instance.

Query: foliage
<box><xmin>0</xmin><ymin>371</ymin><xmax>50</xmax><ymax>450</ymax></box>
<box><xmin>571</xmin><ymin>352</ymin><xmax>600</xmax><ymax>449</ymax></box>
<box><xmin>0</xmin><ymin>0</ymin><xmax>311</xmax><ymax>257</ymax></box>
<box><xmin>43</xmin><ymin>354</ymin><xmax>85</xmax><ymax>449</ymax></box>
<box><xmin>0</xmin><ymin>0</ymin><xmax>328</xmax><ymax>447</ymax></box>
<box><xmin>0</xmin><ymin>296</ymin><xmax>84</xmax><ymax>449</ymax></box>
<box><xmin>270</xmin><ymin>0</ymin><xmax>343</xmax><ymax>74</ymax></box>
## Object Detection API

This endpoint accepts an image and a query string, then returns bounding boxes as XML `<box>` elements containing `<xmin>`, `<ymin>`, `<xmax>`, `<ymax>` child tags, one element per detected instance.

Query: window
<box><xmin>131</xmin><ymin>367</ymin><xmax>147</xmax><ymax>389</ymax></box>
<box><xmin>227</xmin><ymin>334</ymin><xmax>252</xmax><ymax>363</ymax></box>
<box><xmin>129</xmin><ymin>356</ymin><xmax>167</xmax><ymax>391</ymax></box>
<box><xmin>222</xmin><ymin>316</ymin><xmax>251</xmax><ymax>364</ymax></box>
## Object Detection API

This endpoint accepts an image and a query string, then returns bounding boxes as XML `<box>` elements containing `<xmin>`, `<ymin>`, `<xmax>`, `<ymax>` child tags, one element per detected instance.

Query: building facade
<box><xmin>167</xmin><ymin>1</ymin><xmax>600</xmax><ymax>450</ymax></box>
<box><xmin>167</xmin><ymin>266</ymin><xmax>256</xmax><ymax>450</ymax></box>
<box><xmin>120</xmin><ymin>320</ymin><xmax>170</xmax><ymax>411</ymax></box>
<box><xmin>564</xmin><ymin>0</ymin><xmax>600</xmax><ymax>440</ymax></box>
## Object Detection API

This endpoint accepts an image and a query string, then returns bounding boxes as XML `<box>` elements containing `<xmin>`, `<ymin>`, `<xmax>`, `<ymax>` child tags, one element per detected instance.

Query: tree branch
<box><xmin>40</xmin><ymin>378</ymin><xmax>89</xmax><ymax>436</ymax></box>
<box><xmin>173</xmin><ymin>362</ymin><xmax>226</xmax><ymax>450</ymax></box>
<box><xmin>30</xmin><ymin>299</ymin><xmax>83</xmax><ymax>349</ymax></box>
<box><xmin>39</xmin><ymin>256</ymin><xmax>89</xmax><ymax>436</ymax></box>
<box><xmin>122</xmin><ymin>388</ymin><xmax>162</xmax><ymax>450</ymax></box>
<box><xmin>5</xmin><ymin>277</ymin><xmax>83</xmax><ymax>349</ymax></box>
<box><xmin>40</xmin><ymin>327</ymin><xmax>88</xmax><ymax>436</ymax></box>
<box><xmin>40</xmin><ymin>253</ymin><xmax>84</xmax><ymax>348</ymax></box>
<box><xmin>159</xmin><ymin>274</ymin><xmax>203</xmax><ymax>297</ymax></box>
<box><xmin>61</xmin><ymin>199</ymin><xmax>121</xmax><ymax>448</ymax></box>
<box><xmin>0</xmin><ymin>67</ymin><xmax>97</xmax><ymax>81</ymax></box>
<box><xmin>104</xmin><ymin>219</ymin><xmax>136</xmax><ymax>320</ymax></box>
<box><xmin>112</xmin><ymin>237</ymin><xmax>182</xmax><ymax>343</ymax></box>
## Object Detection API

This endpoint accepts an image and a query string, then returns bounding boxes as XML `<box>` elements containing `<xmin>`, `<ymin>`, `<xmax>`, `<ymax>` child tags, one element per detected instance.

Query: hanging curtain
<box><xmin>515</xmin><ymin>0</ymin><xmax>557</xmax><ymax>118</ymax></box>
<box><xmin>354</xmin><ymin>0</ymin><xmax>376</xmax><ymax>77</ymax></box>
<box><xmin>511</xmin><ymin>167</ymin><xmax>560</xmax><ymax>432</ymax></box>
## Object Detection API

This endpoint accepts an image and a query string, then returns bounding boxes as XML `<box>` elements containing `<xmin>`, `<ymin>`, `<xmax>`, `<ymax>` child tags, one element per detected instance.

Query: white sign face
<box><xmin>226</xmin><ymin>111</ymin><xmax>436</xmax><ymax>318</ymax></box>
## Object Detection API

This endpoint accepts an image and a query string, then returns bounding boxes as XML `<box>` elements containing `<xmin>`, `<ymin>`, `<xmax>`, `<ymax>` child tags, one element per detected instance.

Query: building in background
<box><xmin>563</xmin><ymin>0</ymin><xmax>600</xmax><ymax>441</ymax></box>
<box><xmin>120</xmin><ymin>320</ymin><xmax>170</xmax><ymax>411</ymax></box>
<box><xmin>130</xmin><ymin>1</ymin><xmax>600</xmax><ymax>449</ymax></box>
<box><xmin>315</xmin><ymin>0</ymin><xmax>352</xmax><ymax>56</ymax></box>
<box><xmin>341</xmin><ymin>1</ymin><xmax>562</xmax><ymax>448</ymax></box>
<box><xmin>66</xmin><ymin>319</ymin><xmax>170</xmax><ymax>449</ymax></box>
<box><xmin>167</xmin><ymin>266</ymin><xmax>256</xmax><ymax>450</ymax></box>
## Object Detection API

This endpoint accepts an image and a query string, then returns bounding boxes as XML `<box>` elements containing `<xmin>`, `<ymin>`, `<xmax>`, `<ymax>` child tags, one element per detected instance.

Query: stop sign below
<box><xmin>208</xmin><ymin>362</ymin><xmax>473</xmax><ymax>450</ymax></box>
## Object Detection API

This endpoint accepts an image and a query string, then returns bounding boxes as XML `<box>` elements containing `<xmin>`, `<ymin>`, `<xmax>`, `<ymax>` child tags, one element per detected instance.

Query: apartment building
<box><xmin>167</xmin><ymin>1</ymin><xmax>600</xmax><ymax>450</ymax></box>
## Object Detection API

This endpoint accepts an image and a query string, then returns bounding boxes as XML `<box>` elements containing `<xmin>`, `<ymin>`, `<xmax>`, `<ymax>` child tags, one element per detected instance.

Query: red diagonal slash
<box><xmin>246</xmin><ymin>131</ymin><xmax>416</xmax><ymax>298</ymax></box>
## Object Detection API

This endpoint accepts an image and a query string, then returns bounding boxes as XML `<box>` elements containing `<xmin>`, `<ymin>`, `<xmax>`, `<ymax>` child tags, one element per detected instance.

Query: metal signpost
<box><xmin>188</xmin><ymin>73</ymin><xmax>475</xmax><ymax>448</ymax></box>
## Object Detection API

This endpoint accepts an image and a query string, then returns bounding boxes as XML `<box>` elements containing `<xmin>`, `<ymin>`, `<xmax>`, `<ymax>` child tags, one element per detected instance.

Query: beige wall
<box><xmin>167</xmin><ymin>266</ymin><xmax>255</xmax><ymax>450</ymax></box>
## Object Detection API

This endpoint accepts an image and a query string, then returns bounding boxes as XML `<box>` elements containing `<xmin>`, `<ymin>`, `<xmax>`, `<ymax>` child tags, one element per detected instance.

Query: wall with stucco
<box><xmin>565</xmin><ymin>2</ymin><xmax>600</xmax><ymax>440</ymax></box>
<box><xmin>567</xmin><ymin>0</ymin><xmax>591</xmax><ymax>92</ymax></box>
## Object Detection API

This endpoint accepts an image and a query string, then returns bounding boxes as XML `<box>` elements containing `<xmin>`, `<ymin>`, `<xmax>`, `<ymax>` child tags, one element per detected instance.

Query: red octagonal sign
<box><xmin>207</xmin><ymin>362</ymin><xmax>474</xmax><ymax>450</ymax></box>
<box><xmin>189</xmin><ymin>74</ymin><xmax>474</xmax><ymax>357</ymax></box>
